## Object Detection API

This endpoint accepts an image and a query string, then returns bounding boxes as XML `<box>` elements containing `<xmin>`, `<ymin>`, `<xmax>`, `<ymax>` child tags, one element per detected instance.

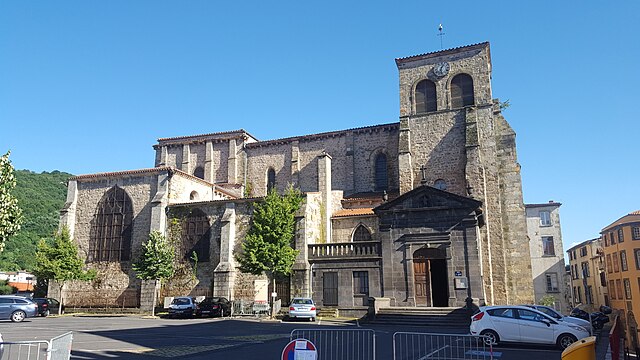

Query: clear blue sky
<box><xmin>1</xmin><ymin>1</ymin><xmax>638</xmax><ymax>253</ymax></box>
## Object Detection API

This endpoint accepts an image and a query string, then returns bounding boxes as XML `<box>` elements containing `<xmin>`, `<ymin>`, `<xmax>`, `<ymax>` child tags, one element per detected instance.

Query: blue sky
<box><xmin>1</xmin><ymin>1</ymin><xmax>638</xmax><ymax>253</ymax></box>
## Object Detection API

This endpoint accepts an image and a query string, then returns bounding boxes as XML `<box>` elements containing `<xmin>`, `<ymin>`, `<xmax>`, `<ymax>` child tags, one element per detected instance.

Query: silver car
<box><xmin>0</xmin><ymin>295</ymin><xmax>38</xmax><ymax>322</ymax></box>
<box><xmin>288</xmin><ymin>298</ymin><xmax>317</xmax><ymax>321</ymax></box>
<box><xmin>525</xmin><ymin>305</ymin><xmax>593</xmax><ymax>334</ymax></box>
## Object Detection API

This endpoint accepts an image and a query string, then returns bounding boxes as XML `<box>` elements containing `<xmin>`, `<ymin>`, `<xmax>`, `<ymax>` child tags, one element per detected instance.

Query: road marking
<box><xmin>466</xmin><ymin>350</ymin><xmax>502</xmax><ymax>358</ymax></box>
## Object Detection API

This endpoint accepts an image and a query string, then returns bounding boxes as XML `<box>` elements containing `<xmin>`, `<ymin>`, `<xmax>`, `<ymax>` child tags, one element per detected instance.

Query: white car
<box><xmin>524</xmin><ymin>305</ymin><xmax>593</xmax><ymax>334</ymax></box>
<box><xmin>470</xmin><ymin>305</ymin><xmax>589</xmax><ymax>349</ymax></box>
<box><xmin>288</xmin><ymin>298</ymin><xmax>316</xmax><ymax>321</ymax></box>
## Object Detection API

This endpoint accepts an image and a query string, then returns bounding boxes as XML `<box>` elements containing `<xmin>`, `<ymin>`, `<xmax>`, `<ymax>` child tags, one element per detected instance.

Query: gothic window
<box><xmin>433</xmin><ymin>179</ymin><xmax>447</xmax><ymax>191</ymax></box>
<box><xmin>415</xmin><ymin>79</ymin><xmax>437</xmax><ymax>113</ymax></box>
<box><xmin>267</xmin><ymin>168</ymin><xmax>276</xmax><ymax>193</ymax></box>
<box><xmin>450</xmin><ymin>73</ymin><xmax>474</xmax><ymax>108</ymax></box>
<box><xmin>353</xmin><ymin>225</ymin><xmax>372</xmax><ymax>242</ymax></box>
<box><xmin>190</xmin><ymin>191</ymin><xmax>199</xmax><ymax>201</ymax></box>
<box><xmin>193</xmin><ymin>166</ymin><xmax>205</xmax><ymax>180</ymax></box>
<box><xmin>374</xmin><ymin>153</ymin><xmax>388</xmax><ymax>191</ymax></box>
<box><xmin>89</xmin><ymin>186</ymin><xmax>133</xmax><ymax>262</ymax></box>
<box><xmin>178</xmin><ymin>209</ymin><xmax>210</xmax><ymax>262</ymax></box>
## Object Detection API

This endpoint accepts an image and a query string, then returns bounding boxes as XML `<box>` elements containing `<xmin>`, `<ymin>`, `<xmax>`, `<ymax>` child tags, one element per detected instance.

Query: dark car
<box><xmin>0</xmin><ymin>295</ymin><xmax>38</xmax><ymax>322</ymax></box>
<box><xmin>195</xmin><ymin>297</ymin><xmax>231</xmax><ymax>317</ymax></box>
<box><xmin>32</xmin><ymin>298</ymin><xmax>64</xmax><ymax>317</ymax></box>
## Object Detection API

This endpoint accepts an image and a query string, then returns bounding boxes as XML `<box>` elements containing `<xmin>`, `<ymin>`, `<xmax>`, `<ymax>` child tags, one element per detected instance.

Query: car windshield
<box><xmin>292</xmin><ymin>299</ymin><xmax>313</xmax><ymax>305</ymax></box>
<box><xmin>537</xmin><ymin>307</ymin><xmax>561</xmax><ymax>319</ymax></box>
<box><xmin>171</xmin><ymin>298</ymin><xmax>191</xmax><ymax>305</ymax></box>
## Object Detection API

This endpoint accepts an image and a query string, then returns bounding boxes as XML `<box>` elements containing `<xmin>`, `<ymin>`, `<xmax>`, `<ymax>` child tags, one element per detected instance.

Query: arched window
<box><xmin>374</xmin><ymin>153</ymin><xmax>388</xmax><ymax>191</ymax></box>
<box><xmin>450</xmin><ymin>74</ymin><xmax>475</xmax><ymax>108</ymax></box>
<box><xmin>353</xmin><ymin>225</ymin><xmax>372</xmax><ymax>242</ymax></box>
<box><xmin>178</xmin><ymin>209</ymin><xmax>210</xmax><ymax>262</ymax></box>
<box><xmin>267</xmin><ymin>168</ymin><xmax>276</xmax><ymax>192</ymax></box>
<box><xmin>415</xmin><ymin>79</ymin><xmax>437</xmax><ymax>113</ymax></box>
<box><xmin>89</xmin><ymin>186</ymin><xmax>133</xmax><ymax>262</ymax></box>
<box><xmin>190</xmin><ymin>191</ymin><xmax>199</xmax><ymax>201</ymax></box>
<box><xmin>193</xmin><ymin>166</ymin><xmax>205</xmax><ymax>180</ymax></box>
<box><xmin>433</xmin><ymin>179</ymin><xmax>447</xmax><ymax>191</ymax></box>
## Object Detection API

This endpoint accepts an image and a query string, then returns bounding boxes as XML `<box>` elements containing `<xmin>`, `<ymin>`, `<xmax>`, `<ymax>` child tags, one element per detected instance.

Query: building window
<box><xmin>89</xmin><ymin>186</ymin><xmax>133</xmax><ymax>262</ymax></box>
<box><xmin>539</xmin><ymin>211</ymin><xmax>551</xmax><ymax>226</ymax></box>
<box><xmin>580</xmin><ymin>246</ymin><xmax>588</xmax><ymax>257</ymax></box>
<box><xmin>353</xmin><ymin>271</ymin><xmax>369</xmax><ymax>295</ymax></box>
<box><xmin>570</xmin><ymin>266</ymin><xmax>575</xmax><ymax>279</ymax></box>
<box><xmin>611</xmin><ymin>232</ymin><xmax>616</xmax><ymax>245</ymax></box>
<box><xmin>568</xmin><ymin>251</ymin><xmax>573</xmax><ymax>261</ymax></box>
<box><xmin>586</xmin><ymin>285</ymin><xmax>593</xmax><ymax>304</ymax></box>
<box><xmin>605</xmin><ymin>234</ymin><xmax>609</xmax><ymax>247</ymax></box>
<box><xmin>606</xmin><ymin>254</ymin><xmax>612</xmax><ymax>273</ymax></box>
<box><xmin>450</xmin><ymin>73</ymin><xmax>474</xmax><ymax>108</ymax></box>
<box><xmin>573</xmin><ymin>264</ymin><xmax>579</xmax><ymax>279</ymax></box>
<box><xmin>621</xmin><ymin>250</ymin><xmax>628</xmax><ymax>271</ymax></box>
<box><xmin>633</xmin><ymin>227</ymin><xmax>640</xmax><ymax>240</ymax></box>
<box><xmin>577</xmin><ymin>286</ymin><xmax>582</xmax><ymax>303</ymax></box>
<box><xmin>176</xmin><ymin>209</ymin><xmax>211</xmax><ymax>262</ymax></box>
<box><xmin>545</xmin><ymin>273</ymin><xmax>559</xmax><ymax>292</ymax></box>
<box><xmin>600</xmin><ymin>271</ymin><xmax>607</xmax><ymax>287</ymax></box>
<box><xmin>193</xmin><ymin>166</ymin><xmax>205</xmax><ymax>180</ymax></box>
<box><xmin>613</xmin><ymin>252</ymin><xmax>620</xmax><ymax>272</ymax></box>
<box><xmin>374</xmin><ymin>153</ymin><xmax>388</xmax><ymax>191</ymax></box>
<box><xmin>616</xmin><ymin>279</ymin><xmax>623</xmax><ymax>299</ymax></box>
<box><xmin>624</xmin><ymin>278</ymin><xmax>632</xmax><ymax>299</ymax></box>
<box><xmin>415</xmin><ymin>79</ymin><xmax>437</xmax><ymax>113</ymax></box>
<box><xmin>610</xmin><ymin>280</ymin><xmax>616</xmax><ymax>299</ymax></box>
<box><xmin>635</xmin><ymin>249</ymin><xmax>640</xmax><ymax>270</ymax></box>
<box><xmin>433</xmin><ymin>179</ymin><xmax>447</xmax><ymax>191</ymax></box>
<box><xmin>542</xmin><ymin>236</ymin><xmax>555</xmax><ymax>256</ymax></box>
<box><xmin>352</xmin><ymin>225</ymin><xmax>372</xmax><ymax>242</ymax></box>
<box><xmin>190</xmin><ymin>191</ymin><xmax>199</xmax><ymax>201</ymax></box>
<box><xmin>266</xmin><ymin>168</ymin><xmax>276</xmax><ymax>192</ymax></box>
<box><xmin>581</xmin><ymin>262</ymin><xmax>590</xmax><ymax>278</ymax></box>
<box><xmin>618</xmin><ymin>228</ymin><xmax>625</xmax><ymax>243</ymax></box>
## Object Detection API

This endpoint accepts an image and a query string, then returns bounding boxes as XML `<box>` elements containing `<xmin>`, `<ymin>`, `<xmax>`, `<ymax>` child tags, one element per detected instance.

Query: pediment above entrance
<box><xmin>374</xmin><ymin>185</ymin><xmax>481</xmax><ymax>213</ymax></box>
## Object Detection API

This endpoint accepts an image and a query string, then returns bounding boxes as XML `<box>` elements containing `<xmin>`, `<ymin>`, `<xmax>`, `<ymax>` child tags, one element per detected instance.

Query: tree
<box><xmin>34</xmin><ymin>227</ymin><xmax>96</xmax><ymax>315</ymax></box>
<box><xmin>132</xmin><ymin>231</ymin><xmax>175</xmax><ymax>316</ymax></box>
<box><xmin>236</xmin><ymin>185</ymin><xmax>303</xmax><ymax>317</ymax></box>
<box><xmin>0</xmin><ymin>151</ymin><xmax>23</xmax><ymax>252</ymax></box>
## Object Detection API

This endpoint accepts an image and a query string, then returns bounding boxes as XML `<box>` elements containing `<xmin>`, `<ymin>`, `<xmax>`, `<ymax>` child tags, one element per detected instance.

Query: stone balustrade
<box><xmin>308</xmin><ymin>241</ymin><xmax>381</xmax><ymax>260</ymax></box>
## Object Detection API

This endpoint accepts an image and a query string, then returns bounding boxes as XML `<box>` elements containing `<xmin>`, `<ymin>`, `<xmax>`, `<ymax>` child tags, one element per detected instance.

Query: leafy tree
<box><xmin>236</xmin><ymin>185</ymin><xmax>303</xmax><ymax>316</ymax></box>
<box><xmin>539</xmin><ymin>295</ymin><xmax>557</xmax><ymax>307</ymax></box>
<box><xmin>0</xmin><ymin>151</ymin><xmax>23</xmax><ymax>253</ymax></box>
<box><xmin>132</xmin><ymin>231</ymin><xmax>175</xmax><ymax>316</ymax></box>
<box><xmin>1</xmin><ymin>170</ymin><xmax>71</xmax><ymax>271</ymax></box>
<box><xmin>0</xmin><ymin>279</ymin><xmax>17</xmax><ymax>295</ymax></box>
<box><xmin>34</xmin><ymin>227</ymin><xmax>96</xmax><ymax>314</ymax></box>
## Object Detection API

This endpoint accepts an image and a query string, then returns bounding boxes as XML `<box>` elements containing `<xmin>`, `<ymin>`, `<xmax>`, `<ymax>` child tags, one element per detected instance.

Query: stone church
<box><xmin>55</xmin><ymin>42</ymin><xmax>534</xmax><ymax>315</ymax></box>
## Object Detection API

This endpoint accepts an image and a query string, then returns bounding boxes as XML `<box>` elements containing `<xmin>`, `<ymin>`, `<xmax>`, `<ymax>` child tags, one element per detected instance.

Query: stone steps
<box><xmin>367</xmin><ymin>307</ymin><xmax>471</xmax><ymax>328</ymax></box>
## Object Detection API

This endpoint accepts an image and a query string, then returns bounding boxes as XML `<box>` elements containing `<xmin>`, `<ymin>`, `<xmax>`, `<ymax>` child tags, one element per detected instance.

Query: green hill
<box><xmin>0</xmin><ymin>170</ymin><xmax>72</xmax><ymax>271</ymax></box>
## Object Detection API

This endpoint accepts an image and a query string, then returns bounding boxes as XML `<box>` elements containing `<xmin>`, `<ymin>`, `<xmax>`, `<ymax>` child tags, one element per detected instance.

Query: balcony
<box><xmin>308</xmin><ymin>241</ymin><xmax>381</xmax><ymax>260</ymax></box>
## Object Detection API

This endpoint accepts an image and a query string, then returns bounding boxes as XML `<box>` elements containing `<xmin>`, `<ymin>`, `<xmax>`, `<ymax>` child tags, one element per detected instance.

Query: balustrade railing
<box><xmin>309</xmin><ymin>241</ymin><xmax>381</xmax><ymax>259</ymax></box>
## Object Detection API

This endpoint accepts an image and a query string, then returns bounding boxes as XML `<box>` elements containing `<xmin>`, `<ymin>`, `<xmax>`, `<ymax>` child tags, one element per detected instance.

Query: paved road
<box><xmin>0</xmin><ymin>315</ymin><xmax>566</xmax><ymax>359</ymax></box>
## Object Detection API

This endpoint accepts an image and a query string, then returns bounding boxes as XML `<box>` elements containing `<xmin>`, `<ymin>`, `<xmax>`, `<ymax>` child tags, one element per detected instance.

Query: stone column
<box><xmin>317</xmin><ymin>153</ymin><xmax>332</xmax><ymax>243</ymax></box>
<box><xmin>140</xmin><ymin>279</ymin><xmax>161</xmax><ymax>315</ymax></box>
<box><xmin>181</xmin><ymin>144</ymin><xmax>191</xmax><ymax>174</ymax></box>
<box><xmin>398</xmin><ymin>117</ymin><xmax>413</xmax><ymax>194</ymax></box>
<box><xmin>59</xmin><ymin>180</ymin><xmax>78</xmax><ymax>238</ymax></box>
<box><xmin>290</xmin><ymin>140</ymin><xmax>300</xmax><ymax>188</ymax></box>
<box><xmin>205</xmin><ymin>141</ymin><xmax>214</xmax><ymax>183</ymax></box>
<box><xmin>150</xmin><ymin>172</ymin><xmax>170</xmax><ymax>234</ymax></box>
<box><xmin>158</xmin><ymin>146</ymin><xmax>168</xmax><ymax>167</ymax></box>
<box><xmin>214</xmin><ymin>203</ymin><xmax>237</xmax><ymax>299</ymax></box>
<box><xmin>228</xmin><ymin>139</ymin><xmax>237</xmax><ymax>184</ymax></box>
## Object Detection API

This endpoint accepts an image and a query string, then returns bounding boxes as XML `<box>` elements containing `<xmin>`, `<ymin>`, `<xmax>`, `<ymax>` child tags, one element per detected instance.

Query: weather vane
<box><xmin>438</xmin><ymin>24</ymin><xmax>445</xmax><ymax>49</ymax></box>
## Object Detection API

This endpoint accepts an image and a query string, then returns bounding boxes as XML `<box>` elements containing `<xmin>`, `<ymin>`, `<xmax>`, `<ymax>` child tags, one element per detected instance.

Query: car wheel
<box><xmin>480</xmin><ymin>330</ymin><xmax>499</xmax><ymax>346</ymax></box>
<box><xmin>43</xmin><ymin>309</ymin><xmax>50</xmax><ymax>317</ymax></box>
<box><xmin>557</xmin><ymin>334</ymin><xmax>577</xmax><ymax>350</ymax></box>
<box><xmin>11</xmin><ymin>310</ymin><xmax>26</xmax><ymax>323</ymax></box>
<box><xmin>311</xmin><ymin>317</ymin><xmax>316</xmax><ymax>322</ymax></box>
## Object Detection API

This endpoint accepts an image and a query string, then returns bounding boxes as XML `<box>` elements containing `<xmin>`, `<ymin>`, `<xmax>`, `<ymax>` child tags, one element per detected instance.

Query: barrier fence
<box><xmin>290</xmin><ymin>328</ymin><xmax>375</xmax><ymax>360</ymax></box>
<box><xmin>393</xmin><ymin>332</ymin><xmax>494</xmax><ymax>360</ymax></box>
<box><xmin>0</xmin><ymin>332</ymin><xmax>72</xmax><ymax>360</ymax></box>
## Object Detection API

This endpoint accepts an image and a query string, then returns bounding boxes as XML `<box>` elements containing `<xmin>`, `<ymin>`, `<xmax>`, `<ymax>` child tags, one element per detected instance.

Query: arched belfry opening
<box><xmin>413</xmin><ymin>247</ymin><xmax>449</xmax><ymax>307</ymax></box>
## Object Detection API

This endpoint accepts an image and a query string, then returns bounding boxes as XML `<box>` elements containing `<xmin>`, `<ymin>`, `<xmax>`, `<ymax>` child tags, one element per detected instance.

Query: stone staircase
<box><xmin>317</xmin><ymin>307</ymin><xmax>339</xmax><ymax>318</ymax></box>
<box><xmin>367</xmin><ymin>307</ymin><xmax>471</xmax><ymax>329</ymax></box>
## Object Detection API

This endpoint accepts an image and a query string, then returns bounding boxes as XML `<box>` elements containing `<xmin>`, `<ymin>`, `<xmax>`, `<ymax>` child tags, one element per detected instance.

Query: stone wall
<box><xmin>169</xmin><ymin>172</ymin><xmax>214</xmax><ymax>203</ymax></box>
<box><xmin>332</xmin><ymin>216</ymin><xmax>378</xmax><ymax>243</ymax></box>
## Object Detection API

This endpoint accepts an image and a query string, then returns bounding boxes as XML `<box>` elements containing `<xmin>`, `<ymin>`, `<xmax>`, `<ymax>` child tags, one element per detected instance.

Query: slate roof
<box><xmin>395</xmin><ymin>42</ymin><xmax>490</xmax><ymax>65</ymax></box>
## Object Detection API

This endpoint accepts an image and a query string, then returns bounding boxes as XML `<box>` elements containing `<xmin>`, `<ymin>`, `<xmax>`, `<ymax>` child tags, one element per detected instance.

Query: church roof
<box><xmin>333</xmin><ymin>208</ymin><xmax>375</xmax><ymax>218</ymax></box>
<box><xmin>70</xmin><ymin>166</ymin><xmax>174</xmax><ymax>180</ymax></box>
<box><xmin>395</xmin><ymin>42</ymin><xmax>490</xmax><ymax>65</ymax></box>
<box><xmin>155</xmin><ymin>129</ymin><xmax>259</xmax><ymax>147</ymax></box>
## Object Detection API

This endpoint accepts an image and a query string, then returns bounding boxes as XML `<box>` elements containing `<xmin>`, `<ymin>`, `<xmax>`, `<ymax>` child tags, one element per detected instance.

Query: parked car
<box><xmin>0</xmin><ymin>295</ymin><xmax>38</xmax><ymax>322</ymax></box>
<box><xmin>288</xmin><ymin>298</ymin><xmax>316</xmax><ymax>321</ymax></box>
<box><xmin>32</xmin><ymin>298</ymin><xmax>64</xmax><ymax>317</ymax></box>
<box><xmin>195</xmin><ymin>297</ymin><xmax>231</xmax><ymax>317</ymax></box>
<box><xmin>570</xmin><ymin>307</ymin><xmax>610</xmax><ymax>330</ymax></box>
<box><xmin>470</xmin><ymin>305</ymin><xmax>589</xmax><ymax>349</ymax></box>
<box><xmin>523</xmin><ymin>305</ymin><xmax>592</xmax><ymax>334</ymax></box>
<box><xmin>167</xmin><ymin>297</ymin><xmax>197</xmax><ymax>318</ymax></box>
<box><xmin>13</xmin><ymin>291</ymin><xmax>33</xmax><ymax>299</ymax></box>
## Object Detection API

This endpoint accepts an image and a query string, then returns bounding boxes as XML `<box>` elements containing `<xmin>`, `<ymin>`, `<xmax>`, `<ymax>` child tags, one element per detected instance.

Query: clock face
<box><xmin>434</xmin><ymin>62</ymin><xmax>450</xmax><ymax>77</ymax></box>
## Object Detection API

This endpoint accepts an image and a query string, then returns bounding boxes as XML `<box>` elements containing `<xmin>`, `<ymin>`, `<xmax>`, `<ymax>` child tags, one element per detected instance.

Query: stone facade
<box><xmin>57</xmin><ymin>42</ymin><xmax>534</xmax><ymax>313</ymax></box>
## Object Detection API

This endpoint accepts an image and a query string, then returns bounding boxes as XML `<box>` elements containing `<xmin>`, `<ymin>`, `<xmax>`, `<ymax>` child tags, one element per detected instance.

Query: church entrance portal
<box><xmin>413</xmin><ymin>248</ymin><xmax>449</xmax><ymax>307</ymax></box>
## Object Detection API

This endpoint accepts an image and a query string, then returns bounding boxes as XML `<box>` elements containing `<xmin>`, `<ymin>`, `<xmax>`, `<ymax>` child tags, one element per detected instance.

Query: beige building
<box><xmin>567</xmin><ymin>238</ymin><xmax>607</xmax><ymax>311</ymax></box>
<box><xmin>526</xmin><ymin>202</ymin><xmax>568</xmax><ymax>310</ymax></box>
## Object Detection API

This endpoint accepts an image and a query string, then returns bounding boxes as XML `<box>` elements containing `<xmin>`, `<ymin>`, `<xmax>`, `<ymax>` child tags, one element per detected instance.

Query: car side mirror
<box><xmin>541</xmin><ymin>319</ymin><xmax>551</xmax><ymax>327</ymax></box>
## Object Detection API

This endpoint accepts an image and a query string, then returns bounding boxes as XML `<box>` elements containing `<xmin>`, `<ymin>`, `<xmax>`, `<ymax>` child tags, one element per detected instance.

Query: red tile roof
<box><xmin>156</xmin><ymin>129</ymin><xmax>258</xmax><ymax>143</ymax></box>
<box><xmin>70</xmin><ymin>167</ymin><xmax>174</xmax><ymax>180</ymax></box>
<box><xmin>333</xmin><ymin>208</ymin><xmax>375</xmax><ymax>218</ymax></box>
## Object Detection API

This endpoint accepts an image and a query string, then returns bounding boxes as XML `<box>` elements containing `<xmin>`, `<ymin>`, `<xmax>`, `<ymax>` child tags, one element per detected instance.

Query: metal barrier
<box><xmin>393</xmin><ymin>332</ymin><xmax>494</xmax><ymax>360</ymax></box>
<box><xmin>290</xmin><ymin>328</ymin><xmax>375</xmax><ymax>360</ymax></box>
<box><xmin>0</xmin><ymin>332</ymin><xmax>72</xmax><ymax>360</ymax></box>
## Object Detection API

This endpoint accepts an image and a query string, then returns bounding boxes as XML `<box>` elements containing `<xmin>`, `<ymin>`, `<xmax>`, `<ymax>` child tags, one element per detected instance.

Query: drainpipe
<box><xmin>309</xmin><ymin>263</ymin><xmax>314</xmax><ymax>299</ymax></box>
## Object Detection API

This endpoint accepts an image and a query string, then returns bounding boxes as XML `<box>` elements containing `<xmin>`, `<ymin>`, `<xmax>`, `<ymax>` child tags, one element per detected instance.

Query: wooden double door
<box><xmin>414</xmin><ymin>248</ymin><xmax>449</xmax><ymax>307</ymax></box>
